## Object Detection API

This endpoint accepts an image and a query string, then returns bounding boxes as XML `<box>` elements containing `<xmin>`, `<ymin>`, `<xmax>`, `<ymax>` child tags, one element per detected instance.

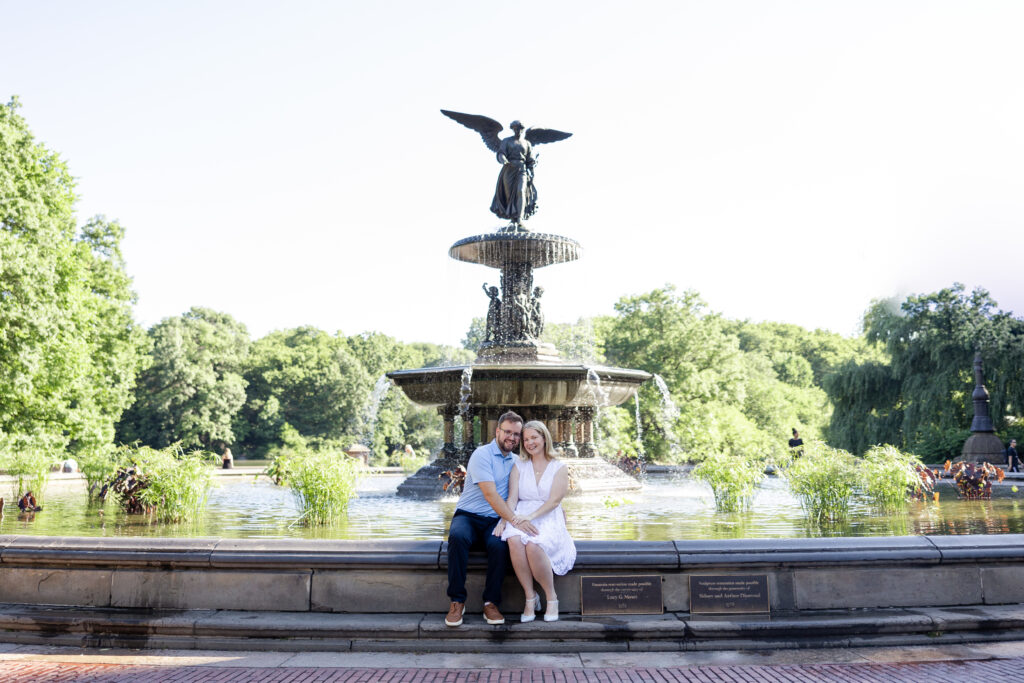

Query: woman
<box><xmin>494</xmin><ymin>420</ymin><xmax>576</xmax><ymax>622</ymax></box>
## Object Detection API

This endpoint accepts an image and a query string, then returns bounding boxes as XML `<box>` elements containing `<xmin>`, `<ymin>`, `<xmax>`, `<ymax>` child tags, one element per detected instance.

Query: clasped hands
<box><xmin>493</xmin><ymin>515</ymin><xmax>538</xmax><ymax>537</ymax></box>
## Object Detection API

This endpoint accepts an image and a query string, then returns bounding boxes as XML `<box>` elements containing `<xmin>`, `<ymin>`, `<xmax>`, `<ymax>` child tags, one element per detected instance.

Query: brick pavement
<box><xmin>3</xmin><ymin>660</ymin><xmax>1024</xmax><ymax>682</ymax></box>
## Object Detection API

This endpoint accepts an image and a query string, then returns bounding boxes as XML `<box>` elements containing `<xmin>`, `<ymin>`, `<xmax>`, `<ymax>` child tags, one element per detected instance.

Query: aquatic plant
<box><xmin>78</xmin><ymin>446</ymin><xmax>126</xmax><ymax>501</ymax></box>
<box><xmin>264</xmin><ymin>451</ymin><xmax>297</xmax><ymax>486</ymax></box>
<box><xmin>0</xmin><ymin>434</ymin><xmax>61</xmax><ymax>503</ymax></box>
<box><xmin>859</xmin><ymin>445</ymin><xmax>930</xmax><ymax>509</ymax></box>
<box><xmin>946</xmin><ymin>460</ymin><xmax>1004</xmax><ymax>500</ymax></box>
<box><xmin>263</xmin><ymin>424</ymin><xmax>307</xmax><ymax>486</ymax></box>
<box><xmin>289</xmin><ymin>450</ymin><xmax>362</xmax><ymax>525</ymax></box>
<box><xmin>439</xmin><ymin>465</ymin><xmax>467</xmax><ymax>496</ymax></box>
<box><xmin>99</xmin><ymin>444</ymin><xmax>216</xmax><ymax>522</ymax></box>
<box><xmin>692</xmin><ymin>453</ymin><xmax>764</xmax><ymax>512</ymax></box>
<box><xmin>783</xmin><ymin>442</ymin><xmax>859</xmax><ymax>522</ymax></box>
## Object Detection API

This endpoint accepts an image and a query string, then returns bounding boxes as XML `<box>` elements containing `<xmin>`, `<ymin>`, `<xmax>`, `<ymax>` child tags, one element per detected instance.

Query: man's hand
<box><xmin>513</xmin><ymin>519</ymin><xmax>539</xmax><ymax>536</ymax></box>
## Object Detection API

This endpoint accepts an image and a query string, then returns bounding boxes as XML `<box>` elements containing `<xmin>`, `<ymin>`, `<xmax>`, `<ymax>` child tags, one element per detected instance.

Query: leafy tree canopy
<box><xmin>117</xmin><ymin>307</ymin><xmax>249</xmax><ymax>452</ymax></box>
<box><xmin>1</xmin><ymin>97</ymin><xmax>146</xmax><ymax>458</ymax></box>
<box><xmin>825</xmin><ymin>284</ymin><xmax>1024</xmax><ymax>457</ymax></box>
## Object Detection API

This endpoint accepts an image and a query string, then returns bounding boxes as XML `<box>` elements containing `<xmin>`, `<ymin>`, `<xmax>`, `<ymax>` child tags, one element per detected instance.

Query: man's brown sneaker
<box><xmin>483</xmin><ymin>602</ymin><xmax>505</xmax><ymax>625</ymax></box>
<box><xmin>445</xmin><ymin>601</ymin><xmax>464</xmax><ymax>627</ymax></box>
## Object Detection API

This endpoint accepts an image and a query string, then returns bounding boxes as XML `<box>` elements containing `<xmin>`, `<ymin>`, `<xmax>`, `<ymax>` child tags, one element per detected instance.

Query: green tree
<box><xmin>0</xmin><ymin>97</ymin><xmax>146</xmax><ymax>458</ymax></box>
<box><xmin>603</xmin><ymin>286</ymin><xmax>748</xmax><ymax>462</ymax></box>
<box><xmin>825</xmin><ymin>284</ymin><xmax>1024</xmax><ymax>456</ymax></box>
<box><xmin>117</xmin><ymin>307</ymin><xmax>249</xmax><ymax>452</ymax></box>
<box><xmin>236</xmin><ymin>327</ymin><xmax>371</xmax><ymax>457</ymax></box>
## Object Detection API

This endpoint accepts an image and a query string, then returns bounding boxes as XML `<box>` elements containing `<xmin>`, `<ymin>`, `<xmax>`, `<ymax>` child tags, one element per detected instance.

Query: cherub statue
<box><xmin>441</xmin><ymin>110</ymin><xmax>572</xmax><ymax>230</ymax></box>
<box><xmin>482</xmin><ymin>283</ymin><xmax>502</xmax><ymax>344</ymax></box>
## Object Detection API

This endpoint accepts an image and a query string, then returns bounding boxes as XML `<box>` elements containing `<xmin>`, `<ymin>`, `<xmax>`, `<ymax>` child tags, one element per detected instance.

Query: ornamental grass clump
<box><xmin>784</xmin><ymin>441</ymin><xmax>859</xmax><ymax>523</ymax></box>
<box><xmin>289</xmin><ymin>450</ymin><xmax>362</xmax><ymax>525</ymax></box>
<box><xmin>859</xmin><ymin>445</ymin><xmax>927</xmax><ymax>509</ymax></box>
<box><xmin>0</xmin><ymin>433</ymin><xmax>62</xmax><ymax>503</ymax></box>
<box><xmin>100</xmin><ymin>444</ymin><xmax>216</xmax><ymax>522</ymax></box>
<box><xmin>692</xmin><ymin>453</ymin><xmax>764</xmax><ymax>512</ymax></box>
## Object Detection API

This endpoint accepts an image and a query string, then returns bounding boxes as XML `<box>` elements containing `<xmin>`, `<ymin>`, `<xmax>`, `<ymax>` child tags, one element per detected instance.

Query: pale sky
<box><xmin>4</xmin><ymin>1</ymin><xmax>1023</xmax><ymax>346</ymax></box>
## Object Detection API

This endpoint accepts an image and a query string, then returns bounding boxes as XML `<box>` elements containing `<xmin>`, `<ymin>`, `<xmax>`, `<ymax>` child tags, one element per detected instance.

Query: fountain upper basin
<box><xmin>387</xmin><ymin>364</ymin><xmax>651</xmax><ymax>408</ymax></box>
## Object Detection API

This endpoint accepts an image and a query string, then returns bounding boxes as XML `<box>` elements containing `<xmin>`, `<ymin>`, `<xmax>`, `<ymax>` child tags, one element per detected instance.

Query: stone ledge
<box><xmin>676</xmin><ymin>536</ymin><xmax>941</xmax><ymax>567</ymax></box>
<box><xmin>929</xmin><ymin>535</ymin><xmax>1024</xmax><ymax>562</ymax></box>
<box><xmin>209</xmin><ymin>539</ymin><xmax>442</xmax><ymax>569</ymax></box>
<box><xmin>0</xmin><ymin>536</ymin><xmax>218</xmax><ymax>568</ymax></box>
<box><xmin>4</xmin><ymin>535</ymin><xmax>1024</xmax><ymax>570</ymax></box>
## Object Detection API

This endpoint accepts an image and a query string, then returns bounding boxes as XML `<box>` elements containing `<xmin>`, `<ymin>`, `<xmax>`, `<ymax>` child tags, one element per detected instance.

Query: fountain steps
<box><xmin>3</xmin><ymin>602</ymin><xmax>1024</xmax><ymax>652</ymax></box>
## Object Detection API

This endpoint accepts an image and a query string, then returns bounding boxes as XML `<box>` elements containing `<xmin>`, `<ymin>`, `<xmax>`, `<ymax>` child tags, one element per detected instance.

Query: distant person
<box><xmin>61</xmin><ymin>458</ymin><xmax>78</xmax><ymax>473</ymax></box>
<box><xmin>789</xmin><ymin>429</ymin><xmax>804</xmax><ymax>457</ymax></box>
<box><xmin>221</xmin><ymin>447</ymin><xmax>234</xmax><ymax>470</ymax></box>
<box><xmin>1006</xmin><ymin>439</ymin><xmax>1019</xmax><ymax>473</ymax></box>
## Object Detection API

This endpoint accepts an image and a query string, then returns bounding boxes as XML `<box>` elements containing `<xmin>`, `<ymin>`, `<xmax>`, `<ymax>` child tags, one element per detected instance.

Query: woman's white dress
<box><xmin>501</xmin><ymin>459</ymin><xmax>577</xmax><ymax>575</ymax></box>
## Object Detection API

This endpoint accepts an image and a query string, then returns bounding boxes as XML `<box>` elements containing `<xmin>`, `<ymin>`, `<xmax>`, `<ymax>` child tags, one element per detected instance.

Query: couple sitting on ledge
<box><xmin>445</xmin><ymin>410</ymin><xmax>577</xmax><ymax>626</ymax></box>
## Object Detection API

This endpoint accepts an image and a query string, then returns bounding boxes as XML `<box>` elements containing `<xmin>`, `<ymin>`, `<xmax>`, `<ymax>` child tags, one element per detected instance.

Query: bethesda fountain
<box><xmin>388</xmin><ymin>110</ymin><xmax>651</xmax><ymax>497</ymax></box>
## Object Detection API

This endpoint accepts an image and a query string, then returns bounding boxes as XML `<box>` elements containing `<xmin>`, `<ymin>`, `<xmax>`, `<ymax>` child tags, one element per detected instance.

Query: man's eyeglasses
<box><xmin>497</xmin><ymin>428</ymin><xmax>521</xmax><ymax>439</ymax></box>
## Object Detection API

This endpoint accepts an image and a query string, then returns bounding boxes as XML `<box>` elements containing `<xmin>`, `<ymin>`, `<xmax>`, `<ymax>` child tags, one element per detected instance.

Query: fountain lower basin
<box><xmin>387</xmin><ymin>364</ymin><xmax>650</xmax><ymax>408</ymax></box>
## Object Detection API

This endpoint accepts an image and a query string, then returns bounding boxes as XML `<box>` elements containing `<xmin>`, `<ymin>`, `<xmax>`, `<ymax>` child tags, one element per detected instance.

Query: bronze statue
<box><xmin>529</xmin><ymin>286</ymin><xmax>545</xmax><ymax>338</ymax></box>
<box><xmin>441</xmin><ymin>110</ymin><xmax>572</xmax><ymax>230</ymax></box>
<box><xmin>482</xmin><ymin>284</ymin><xmax>502</xmax><ymax>343</ymax></box>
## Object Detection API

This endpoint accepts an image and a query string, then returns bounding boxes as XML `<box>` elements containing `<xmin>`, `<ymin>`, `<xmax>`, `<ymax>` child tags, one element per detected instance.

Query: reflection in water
<box><xmin>4</xmin><ymin>475</ymin><xmax>1024</xmax><ymax>541</ymax></box>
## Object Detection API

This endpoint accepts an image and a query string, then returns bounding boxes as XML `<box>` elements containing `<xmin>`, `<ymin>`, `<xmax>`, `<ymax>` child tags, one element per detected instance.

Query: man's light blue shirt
<box><xmin>456</xmin><ymin>439</ymin><xmax>516</xmax><ymax>517</ymax></box>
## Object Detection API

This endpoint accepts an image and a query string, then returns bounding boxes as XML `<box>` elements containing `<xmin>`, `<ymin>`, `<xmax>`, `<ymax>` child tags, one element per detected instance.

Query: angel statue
<box><xmin>441</xmin><ymin>110</ymin><xmax>572</xmax><ymax>230</ymax></box>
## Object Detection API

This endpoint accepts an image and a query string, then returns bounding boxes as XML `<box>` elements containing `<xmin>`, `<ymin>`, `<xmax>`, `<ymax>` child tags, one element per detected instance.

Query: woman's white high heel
<box><xmin>521</xmin><ymin>593</ymin><xmax>541</xmax><ymax>623</ymax></box>
<box><xmin>544</xmin><ymin>599</ymin><xmax>559</xmax><ymax>622</ymax></box>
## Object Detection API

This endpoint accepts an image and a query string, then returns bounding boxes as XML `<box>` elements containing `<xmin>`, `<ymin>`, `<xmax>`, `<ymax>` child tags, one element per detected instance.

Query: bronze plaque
<box><xmin>580</xmin><ymin>575</ymin><xmax>663</xmax><ymax>615</ymax></box>
<box><xmin>689</xmin><ymin>574</ymin><xmax>770</xmax><ymax>614</ymax></box>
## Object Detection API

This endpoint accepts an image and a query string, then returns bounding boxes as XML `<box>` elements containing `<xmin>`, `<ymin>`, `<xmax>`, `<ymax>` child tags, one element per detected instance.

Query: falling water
<box><xmin>652</xmin><ymin>374</ymin><xmax>684</xmax><ymax>459</ymax></box>
<box><xmin>362</xmin><ymin>375</ymin><xmax>393</xmax><ymax>449</ymax></box>
<box><xmin>458</xmin><ymin>367</ymin><xmax>474</xmax><ymax>419</ymax></box>
<box><xmin>633</xmin><ymin>392</ymin><xmax>645</xmax><ymax>455</ymax></box>
<box><xmin>584</xmin><ymin>367</ymin><xmax>611</xmax><ymax>451</ymax></box>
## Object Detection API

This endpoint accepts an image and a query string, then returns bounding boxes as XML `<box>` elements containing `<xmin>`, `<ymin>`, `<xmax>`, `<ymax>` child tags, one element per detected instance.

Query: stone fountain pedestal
<box><xmin>958</xmin><ymin>351</ymin><xmax>1007</xmax><ymax>465</ymax></box>
<box><xmin>388</xmin><ymin>229</ymin><xmax>651</xmax><ymax>498</ymax></box>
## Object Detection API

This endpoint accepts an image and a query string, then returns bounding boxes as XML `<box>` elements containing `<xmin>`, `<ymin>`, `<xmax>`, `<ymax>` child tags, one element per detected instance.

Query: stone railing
<box><xmin>2</xmin><ymin>535</ymin><xmax>1024</xmax><ymax>614</ymax></box>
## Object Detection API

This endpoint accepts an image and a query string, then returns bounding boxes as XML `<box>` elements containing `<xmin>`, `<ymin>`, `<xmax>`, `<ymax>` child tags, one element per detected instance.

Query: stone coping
<box><xmin>3</xmin><ymin>534</ymin><xmax>1024</xmax><ymax>569</ymax></box>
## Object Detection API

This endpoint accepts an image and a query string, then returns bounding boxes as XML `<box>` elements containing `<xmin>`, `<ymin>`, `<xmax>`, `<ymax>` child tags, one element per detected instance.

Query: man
<box><xmin>445</xmin><ymin>410</ymin><xmax>538</xmax><ymax>627</ymax></box>
<box><xmin>1007</xmin><ymin>439</ymin><xmax>1019</xmax><ymax>473</ymax></box>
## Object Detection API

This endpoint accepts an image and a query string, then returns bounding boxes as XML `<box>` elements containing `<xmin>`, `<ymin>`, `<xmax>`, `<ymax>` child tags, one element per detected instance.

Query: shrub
<box><xmin>859</xmin><ymin>444</ymin><xmax>927</xmax><ymax>509</ymax></box>
<box><xmin>289</xmin><ymin>450</ymin><xmax>362</xmax><ymax>525</ymax></box>
<box><xmin>784</xmin><ymin>441</ymin><xmax>859</xmax><ymax>522</ymax></box>
<box><xmin>398</xmin><ymin>450</ymin><xmax>428</xmax><ymax>474</ymax></box>
<box><xmin>100</xmin><ymin>444</ymin><xmax>216</xmax><ymax>522</ymax></box>
<box><xmin>692</xmin><ymin>453</ymin><xmax>763</xmax><ymax>512</ymax></box>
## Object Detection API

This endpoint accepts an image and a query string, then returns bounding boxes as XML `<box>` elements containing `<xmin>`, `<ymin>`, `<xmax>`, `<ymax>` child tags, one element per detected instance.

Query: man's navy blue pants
<box><xmin>447</xmin><ymin>509</ymin><xmax>509</xmax><ymax>605</ymax></box>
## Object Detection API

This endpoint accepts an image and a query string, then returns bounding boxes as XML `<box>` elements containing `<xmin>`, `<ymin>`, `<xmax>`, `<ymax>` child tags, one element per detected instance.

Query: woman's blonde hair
<box><xmin>520</xmin><ymin>420</ymin><xmax>559</xmax><ymax>461</ymax></box>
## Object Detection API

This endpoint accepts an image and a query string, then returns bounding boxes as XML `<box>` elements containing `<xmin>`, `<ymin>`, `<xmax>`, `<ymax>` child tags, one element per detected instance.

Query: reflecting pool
<box><xmin>3</xmin><ymin>474</ymin><xmax>1024</xmax><ymax>540</ymax></box>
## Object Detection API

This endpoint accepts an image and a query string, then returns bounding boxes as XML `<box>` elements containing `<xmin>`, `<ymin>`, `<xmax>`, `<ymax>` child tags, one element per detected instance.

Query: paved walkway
<box><xmin>3</xmin><ymin>641</ymin><xmax>1024</xmax><ymax>682</ymax></box>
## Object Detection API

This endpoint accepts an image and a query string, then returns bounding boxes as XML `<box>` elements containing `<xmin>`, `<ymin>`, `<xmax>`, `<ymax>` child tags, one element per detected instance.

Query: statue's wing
<box><xmin>525</xmin><ymin>127</ymin><xmax>573</xmax><ymax>145</ymax></box>
<box><xmin>441</xmin><ymin>110</ymin><xmax>503</xmax><ymax>153</ymax></box>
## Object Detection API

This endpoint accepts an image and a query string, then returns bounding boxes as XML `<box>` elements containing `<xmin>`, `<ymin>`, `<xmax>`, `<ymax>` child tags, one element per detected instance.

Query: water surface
<box><xmin>3</xmin><ymin>474</ymin><xmax>1023</xmax><ymax>540</ymax></box>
